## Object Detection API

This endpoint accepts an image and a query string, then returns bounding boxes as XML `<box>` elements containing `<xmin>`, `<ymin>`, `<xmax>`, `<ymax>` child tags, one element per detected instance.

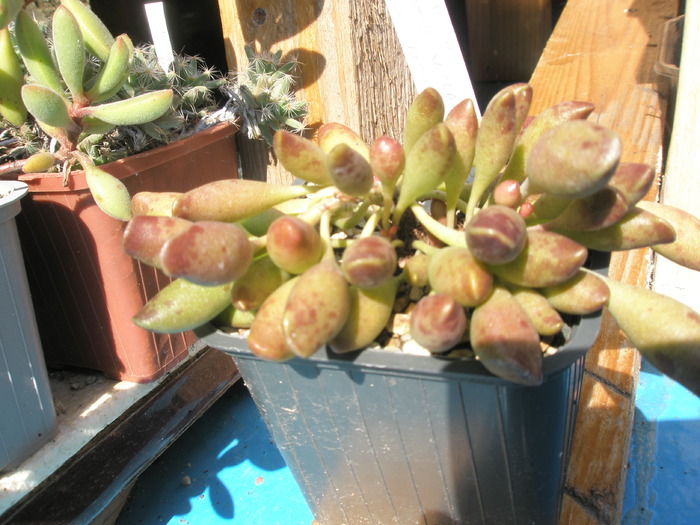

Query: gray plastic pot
<box><xmin>0</xmin><ymin>181</ymin><xmax>57</xmax><ymax>473</ymax></box>
<box><xmin>197</xmin><ymin>252</ymin><xmax>608</xmax><ymax>525</ymax></box>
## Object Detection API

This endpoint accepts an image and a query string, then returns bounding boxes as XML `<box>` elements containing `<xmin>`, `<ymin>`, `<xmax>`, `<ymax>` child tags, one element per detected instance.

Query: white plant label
<box><xmin>144</xmin><ymin>2</ymin><xmax>174</xmax><ymax>72</ymax></box>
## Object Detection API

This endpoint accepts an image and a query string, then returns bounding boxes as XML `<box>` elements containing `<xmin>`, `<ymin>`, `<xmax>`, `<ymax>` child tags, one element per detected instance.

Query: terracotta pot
<box><xmin>15</xmin><ymin>122</ymin><xmax>239</xmax><ymax>382</ymax></box>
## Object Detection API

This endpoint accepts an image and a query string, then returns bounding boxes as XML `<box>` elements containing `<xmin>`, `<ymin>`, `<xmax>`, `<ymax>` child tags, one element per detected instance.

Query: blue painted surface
<box><xmin>622</xmin><ymin>359</ymin><xmax>700</xmax><ymax>525</ymax></box>
<box><xmin>116</xmin><ymin>381</ymin><xmax>314</xmax><ymax>525</ymax></box>
<box><xmin>118</xmin><ymin>360</ymin><xmax>699</xmax><ymax>525</ymax></box>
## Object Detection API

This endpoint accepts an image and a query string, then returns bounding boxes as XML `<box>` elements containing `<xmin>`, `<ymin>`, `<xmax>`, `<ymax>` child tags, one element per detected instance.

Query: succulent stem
<box><xmin>410</xmin><ymin>202</ymin><xmax>466</xmax><ymax>248</ymax></box>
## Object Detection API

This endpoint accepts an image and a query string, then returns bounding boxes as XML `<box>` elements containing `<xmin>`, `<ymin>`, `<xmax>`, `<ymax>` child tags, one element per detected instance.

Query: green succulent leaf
<box><xmin>60</xmin><ymin>0</ymin><xmax>114</xmax><ymax>62</ymax></box>
<box><xmin>0</xmin><ymin>26</ymin><xmax>27</xmax><ymax>126</ymax></box>
<box><xmin>85</xmin><ymin>34</ymin><xmax>133</xmax><ymax>103</ymax></box>
<box><xmin>0</xmin><ymin>0</ymin><xmax>23</xmax><ymax>30</ymax></box>
<box><xmin>14</xmin><ymin>10</ymin><xmax>64</xmax><ymax>94</ymax></box>
<box><xmin>21</xmin><ymin>84</ymin><xmax>74</xmax><ymax>129</ymax></box>
<box><xmin>83</xmin><ymin>161</ymin><xmax>132</xmax><ymax>221</ymax></box>
<box><xmin>81</xmin><ymin>89</ymin><xmax>174</xmax><ymax>125</ymax></box>
<box><xmin>52</xmin><ymin>6</ymin><xmax>86</xmax><ymax>102</ymax></box>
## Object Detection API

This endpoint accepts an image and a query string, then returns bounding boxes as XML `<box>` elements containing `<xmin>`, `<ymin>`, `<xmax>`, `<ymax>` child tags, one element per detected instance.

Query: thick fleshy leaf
<box><xmin>123</xmin><ymin>215</ymin><xmax>192</xmax><ymax>268</ymax></box>
<box><xmin>509</xmin><ymin>286</ymin><xmax>564</xmax><ymax>336</ymax></box>
<box><xmin>490</xmin><ymin>229</ymin><xmax>588</xmax><ymax>287</ymax></box>
<box><xmin>52</xmin><ymin>6</ymin><xmax>85</xmax><ymax>102</ymax></box>
<box><xmin>607</xmin><ymin>162</ymin><xmax>655</xmax><ymax>207</ymax></box>
<box><xmin>467</xmin><ymin>89</ymin><xmax>517</xmax><ymax>216</ymax></box>
<box><xmin>266</xmin><ymin>215</ymin><xmax>323</xmax><ymax>275</ymax></box>
<box><xmin>231</xmin><ymin>256</ymin><xmax>289</xmax><ymax>311</ymax></box>
<box><xmin>638</xmin><ymin>201</ymin><xmax>700</xmax><ymax>271</ymax></box>
<box><xmin>331</xmin><ymin>278</ymin><xmax>400</xmax><ymax>353</ymax></box>
<box><xmin>173</xmin><ymin>179</ymin><xmax>310</xmax><ymax>222</ymax></box>
<box><xmin>21</xmin><ymin>84</ymin><xmax>74</xmax><ymax>129</ymax></box>
<box><xmin>160</xmin><ymin>222</ymin><xmax>253</xmax><ymax>285</ymax></box>
<box><xmin>393</xmin><ymin>123</ymin><xmax>455</xmax><ymax>223</ymax></box>
<box><xmin>85</xmin><ymin>34</ymin><xmax>133</xmax><ymax>103</ymax></box>
<box><xmin>60</xmin><ymin>0</ymin><xmax>115</xmax><ymax>62</ymax></box>
<box><xmin>605</xmin><ymin>278</ymin><xmax>700</xmax><ymax>396</ymax></box>
<box><xmin>470</xmin><ymin>286</ymin><xmax>543</xmax><ymax>386</ymax></box>
<box><xmin>282</xmin><ymin>260</ymin><xmax>351</xmax><ymax>357</ymax></box>
<box><xmin>246</xmin><ymin>277</ymin><xmax>299</xmax><ymax>361</ymax></box>
<box><xmin>14</xmin><ymin>10</ymin><xmax>63</xmax><ymax>93</ymax></box>
<box><xmin>527</xmin><ymin>120</ymin><xmax>621</xmax><ymax>198</ymax></box>
<box><xmin>540</xmin><ymin>270</ymin><xmax>609</xmax><ymax>314</ymax></box>
<box><xmin>327</xmin><ymin>142</ymin><xmax>374</xmax><ymax>197</ymax></box>
<box><xmin>403</xmin><ymin>87</ymin><xmax>445</xmax><ymax>154</ymax></box>
<box><xmin>273</xmin><ymin>130</ymin><xmax>333</xmax><ymax>185</ymax></box>
<box><xmin>428</xmin><ymin>245</ymin><xmax>493</xmax><ymax>307</ymax></box>
<box><xmin>502</xmin><ymin>100</ymin><xmax>595</xmax><ymax>183</ymax></box>
<box><xmin>443</xmin><ymin>98</ymin><xmax>478</xmax><ymax>226</ymax></box>
<box><xmin>83</xmin><ymin>162</ymin><xmax>132</xmax><ymax>220</ymax></box>
<box><xmin>546</xmin><ymin>186</ymin><xmax>629</xmax><ymax>232</ymax></box>
<box><xmin>562</xmin><ymin>206</ymin><xmax>676</xmax><ymax>251</ymax></box>
<box><xmin>131</xmin><ymin>191</ymin><xmax>183</xmax><ymax>216</ymax></box>
<box><xmin>409</xmin><ymin>293</ymin><xmax>468</xmax><ymax>352</ymax></box>
<box><xmin>133</xmin><ymin>279</ymin><xmax>233</xmax><ymax>334</ymax></box>
<box><xmin>80</xmin><ymin>89</ymin><xmax>173</xmax><ymax>125</ymax></box>
<box><xmin>0</xmin><ymin>26</ymin><xmax>27</xmax><ymax>126</ymax></box>
<box><xmin>317</xmin><ymin>122</ymin><xmax>370</xmax><ymax>160</ymax></box>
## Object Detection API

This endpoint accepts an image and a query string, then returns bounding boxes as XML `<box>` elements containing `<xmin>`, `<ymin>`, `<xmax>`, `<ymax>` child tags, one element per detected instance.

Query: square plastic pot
<box><xmin>1</xmin><ymin>181</ymin><xmax>57</xmax><ymax>473</ymax></box>
<box><xmin>14</xmin><ymin>123</ymin><xmax>239</xmax><ymax>383</ymax></box>
<box><xmin>195</xmin><ymin>254</ymin><xmax>607</xmax><ymax>525</ymax></box>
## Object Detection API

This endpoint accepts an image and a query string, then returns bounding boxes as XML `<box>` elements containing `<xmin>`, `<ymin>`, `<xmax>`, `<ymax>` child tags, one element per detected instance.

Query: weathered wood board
<box><xmin>526</xmin><ymin>1</ymin><xmax>680</xmax><ymax>523</ymax></box>
<box><xmin>217</xmin><ymin>0</ymin><xmax>476</xmax><ymax>184</ymax></box>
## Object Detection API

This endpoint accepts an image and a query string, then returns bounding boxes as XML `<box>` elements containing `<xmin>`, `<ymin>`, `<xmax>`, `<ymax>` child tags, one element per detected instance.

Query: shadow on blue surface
<box><xmin>116</xmin><ymin>380</ymin><xmax>314</xmax><ymax>525</ymax></box>
<box><xmin>622</xmin><ymin>360</ymin><xmax>700</xmax><ymax>525</ymax></box>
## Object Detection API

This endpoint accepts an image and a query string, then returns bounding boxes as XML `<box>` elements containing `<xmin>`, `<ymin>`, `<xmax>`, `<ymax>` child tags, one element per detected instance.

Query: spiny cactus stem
<box><xmin>410</xmin><ymin>202</ymin><xmax>466</xmax><ymax>248</ymax></box>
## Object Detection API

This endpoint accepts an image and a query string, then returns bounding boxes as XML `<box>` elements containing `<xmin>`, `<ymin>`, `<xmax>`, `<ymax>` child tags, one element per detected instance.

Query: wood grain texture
<box><xmin>217</xmin><ymin>0</ymin><xmax>415</xmax><ymax>183</ymax></box>
<box><xmin>526</xmin><ymin>1</ymin><xmax>680</xmax><ymax>523</ymax></box>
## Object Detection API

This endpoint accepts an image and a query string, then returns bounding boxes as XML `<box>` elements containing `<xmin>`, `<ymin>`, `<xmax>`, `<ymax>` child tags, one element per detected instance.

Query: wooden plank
<box><xmin>653</xmin><ymin>4</ymin><xmax>700</xmax><ymax>310</ymax></box>
<box><xmin>217</xmin><ymin>0</ymin><xmax>473</xmax><ymax>184</ymax></box>
<box><xmin>217</xmin><ymin>0</ymin><xmax>414</xmax><ymax>184</ymax></box>
<box><xmin>526</xmin><ymin>1</ymin><xmax>680</xmax><ymax>523</ymax></box>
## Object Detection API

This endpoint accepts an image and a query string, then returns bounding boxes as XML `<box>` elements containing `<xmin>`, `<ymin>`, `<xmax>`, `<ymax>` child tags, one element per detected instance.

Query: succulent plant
<box><xmin>0</xmin><ymin>1</ymin><xmax>308</xmax><ymax>220</ymax></box>
<box><xmin>222</xmin><ymin>45</ymin><xmax>307</xmax><ymax>144</ymax></box>
<box><xmin>121</xmin><ymin>83</ymin><xmax>700</xmax><ymax>395</ymax></box>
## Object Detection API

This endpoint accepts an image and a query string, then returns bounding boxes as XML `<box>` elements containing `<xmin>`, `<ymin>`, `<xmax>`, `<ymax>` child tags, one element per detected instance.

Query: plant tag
<box><xmin>144</xmin><ymin>2</ymin><xmax>174</xmax><ymax>72</ymax></box>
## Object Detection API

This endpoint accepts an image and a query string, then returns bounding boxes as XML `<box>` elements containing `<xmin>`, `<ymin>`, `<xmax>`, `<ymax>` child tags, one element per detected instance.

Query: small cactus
<box><xmin>222</xmin><ymin>45</ymin><xmax>308</xmax><ymax>144</ymax></box>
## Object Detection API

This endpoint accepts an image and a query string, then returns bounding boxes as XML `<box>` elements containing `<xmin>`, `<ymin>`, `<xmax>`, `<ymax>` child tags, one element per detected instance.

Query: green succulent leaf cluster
<box><xmin>120</xmin><ymin>84</ymin><xmax>700</xmax><ymax>396</ymax></box>
<box><xmin>0</xmin><ymin>1</ymin><xmax>173</xmax><ymax>161</ymax></box>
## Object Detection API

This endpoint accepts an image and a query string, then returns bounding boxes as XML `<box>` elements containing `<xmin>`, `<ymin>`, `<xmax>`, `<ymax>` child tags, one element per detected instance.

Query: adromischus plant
<box><xmin>122</xmin><ymin>84</ymin><xmax>700</xmax><ymax>395</ymax></box>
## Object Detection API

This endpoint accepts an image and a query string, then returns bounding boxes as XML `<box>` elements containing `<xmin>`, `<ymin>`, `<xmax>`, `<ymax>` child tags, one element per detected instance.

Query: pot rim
<box><xmin>197</xmin><ymin>251</ymin><xmax>609</xmax><ymax>386</ymax></box>
<box><xmin>0</xmin><ymin>180</ymin><xmax>29</xmax><ymax>222</ymax></box>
